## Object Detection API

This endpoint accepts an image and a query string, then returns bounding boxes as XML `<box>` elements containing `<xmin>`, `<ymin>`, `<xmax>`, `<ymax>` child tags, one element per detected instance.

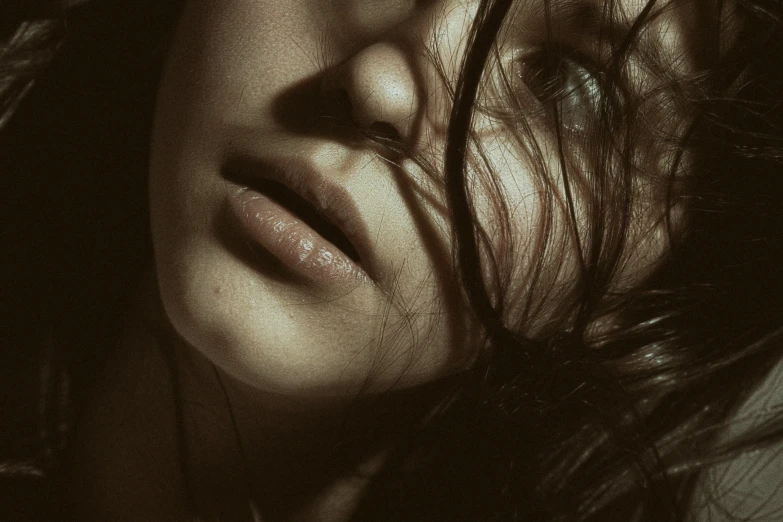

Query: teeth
<box><xmin>251</xmin><ymin>179</ymin><xmax>361</xmax><ymax>263</ymax></box>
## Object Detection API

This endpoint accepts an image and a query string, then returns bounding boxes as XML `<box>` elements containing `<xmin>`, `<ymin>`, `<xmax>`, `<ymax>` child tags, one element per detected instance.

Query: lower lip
<box><xmin>228</xmin><ymin>188</ymin><xmax>371</xmax><ymax>285</ymax></box>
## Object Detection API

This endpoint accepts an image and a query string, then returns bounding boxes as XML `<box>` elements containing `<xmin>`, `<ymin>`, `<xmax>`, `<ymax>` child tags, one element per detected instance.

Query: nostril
<box><xmin>368</xmin><ymin>121</ymin><xmax>401</xmax><ymax>142</ymax></box>
<box><xmin>326</xmin><ymin>42</ymin><xmax>420</xmax><ymax>143</ymax></box>
<box><xmin>337</xmin><ymin>89</ymin><xmax>354</xmax><ymax>117</ymax></box>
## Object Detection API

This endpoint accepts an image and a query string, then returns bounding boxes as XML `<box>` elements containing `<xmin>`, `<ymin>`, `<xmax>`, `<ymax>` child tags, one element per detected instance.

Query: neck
<box><xmin>68</xmin><ymin>273</ymin><xmax>445</xmax><ymax>521</ymax></box>
<box><xmin>172</xmin><ymin>338</ymin><xmax>441</xmax><ymax>521</ymax></box>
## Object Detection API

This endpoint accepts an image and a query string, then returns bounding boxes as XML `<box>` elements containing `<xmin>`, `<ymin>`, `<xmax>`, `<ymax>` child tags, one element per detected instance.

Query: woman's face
<box><xmin>149</xmin><ymin>0</ymin><xmax>692</xmax><ymax>395</ymax></box>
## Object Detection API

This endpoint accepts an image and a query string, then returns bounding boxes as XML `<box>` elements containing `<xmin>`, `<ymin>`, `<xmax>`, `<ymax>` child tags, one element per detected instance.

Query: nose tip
<box><xmin>330</xmin><ymin>43</ymin><xmax>420</xmax><ymax>143</ymax></box>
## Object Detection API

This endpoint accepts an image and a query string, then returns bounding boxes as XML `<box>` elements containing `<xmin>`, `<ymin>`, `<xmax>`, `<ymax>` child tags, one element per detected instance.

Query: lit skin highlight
<box><xmin>68</xmin><ymin>1</ymin><xmax>709</xmax><ymax>520</ymax></box>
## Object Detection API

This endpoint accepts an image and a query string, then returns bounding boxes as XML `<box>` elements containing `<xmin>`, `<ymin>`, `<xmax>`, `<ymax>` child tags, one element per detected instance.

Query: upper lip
<box><xmin>222</xmin><ymin>154</ymin><xmax>377</xmax><ymax>281</ymax></box>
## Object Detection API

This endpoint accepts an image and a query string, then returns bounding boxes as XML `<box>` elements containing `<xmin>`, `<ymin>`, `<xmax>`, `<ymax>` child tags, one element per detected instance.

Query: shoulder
<box><xmin>690</xmin><ymin>358</ymin><xmax>783</xmax><ymax>521</ymax></box>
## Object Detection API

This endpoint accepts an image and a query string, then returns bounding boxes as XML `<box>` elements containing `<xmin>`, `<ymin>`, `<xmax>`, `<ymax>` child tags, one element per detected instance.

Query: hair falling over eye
<box><xmin>353</xmin><ymin>0</ymin><xmax>783</xmax><ymax>520</ymax></box>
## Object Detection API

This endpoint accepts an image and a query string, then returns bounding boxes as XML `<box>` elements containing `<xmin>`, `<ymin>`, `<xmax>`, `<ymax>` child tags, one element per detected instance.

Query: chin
<box><xmin>152</xmin><ymin>235</ymin><xmax>459</xmax><ymax>396</ymax></box>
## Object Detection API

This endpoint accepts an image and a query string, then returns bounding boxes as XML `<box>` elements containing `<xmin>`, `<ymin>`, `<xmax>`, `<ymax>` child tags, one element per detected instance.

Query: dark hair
<box><xmin>3</xmin><ymin>1</ymin><xmax>783</xmax><ymax>521</ymax></box>
<box><xmin>353</xmin><ymin>0</ymin><xmax>783</xmax><ymax>520</ymax></box>
<box><xmin>1</xmin><ymin>1</ymin><xmax>180</xmax><ymax>512</ymax></box>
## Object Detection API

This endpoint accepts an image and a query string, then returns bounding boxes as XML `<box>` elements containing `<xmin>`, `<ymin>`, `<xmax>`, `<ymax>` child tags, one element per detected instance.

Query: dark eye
<box><xmin>514</xmin><ymin>45</ymin><xmax>602</xmax><ymax>130</ymax></box>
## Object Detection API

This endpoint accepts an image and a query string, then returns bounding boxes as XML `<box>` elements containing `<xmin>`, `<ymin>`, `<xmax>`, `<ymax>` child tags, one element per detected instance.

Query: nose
<box><xmin>329</xmin><ymin>43</ymin><xmax>421</xmax><ymax>143</ymax></box>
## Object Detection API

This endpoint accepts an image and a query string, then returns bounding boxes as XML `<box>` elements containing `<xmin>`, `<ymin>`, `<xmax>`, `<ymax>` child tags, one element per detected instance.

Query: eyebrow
<box><xmin>552</xmin><ymin>0</ymin><xmax>636</xmax><ymax>46</ymax></box>
<box><xmin>519</xmin><ymin>0</ymin><xmax>653</xmax><ymax>47</ymax></box>
<box><xmin>503</xmin><ymin>0</ymin><xmax>692</xmax><ymax>70</ymax></box>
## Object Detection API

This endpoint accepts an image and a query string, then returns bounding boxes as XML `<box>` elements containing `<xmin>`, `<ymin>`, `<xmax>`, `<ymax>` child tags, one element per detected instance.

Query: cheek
<box><xmin>471</xmin><ymin>120</ymin><xmax>678</xmax><ymax>337</ymax></box>
<box><xmin>468</xmin><ymin>129</ymin><xmax>587</xmax><ymax>333</ymax></box>
<box><xmin>152</xmin><ymin>1</ymin><xmax>319</xmax><ymax>132</ymax></box>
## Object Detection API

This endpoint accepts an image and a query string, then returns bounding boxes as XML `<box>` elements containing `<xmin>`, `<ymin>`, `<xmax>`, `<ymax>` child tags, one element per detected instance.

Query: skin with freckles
<box><xmin>150</xmin><ymin>0</ymin><xmax>475</xmax><ymax>396</ymax></box>
<box><xmin>61</xmin><ymin>1</ymin><xmax>783</xmax><ymax>521</ymax></box>
<box><xmin>149</xmin><ymin>0</ymin><xmax>691</xmax><ymax>397</ymax></box>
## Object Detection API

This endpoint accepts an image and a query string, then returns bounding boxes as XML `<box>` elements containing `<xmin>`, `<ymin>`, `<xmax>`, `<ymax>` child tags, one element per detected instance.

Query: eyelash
<box><xmin>505</xmin><ymin>44</ymin><xmax>604</xmax><ymax>131</ymax></box>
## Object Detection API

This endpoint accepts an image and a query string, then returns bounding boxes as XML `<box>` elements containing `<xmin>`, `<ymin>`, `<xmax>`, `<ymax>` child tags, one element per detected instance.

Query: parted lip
<box><xmin>222</xmin><ymin>154</ymin><xmax>377</xmax><ymax>282</ymax></box>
